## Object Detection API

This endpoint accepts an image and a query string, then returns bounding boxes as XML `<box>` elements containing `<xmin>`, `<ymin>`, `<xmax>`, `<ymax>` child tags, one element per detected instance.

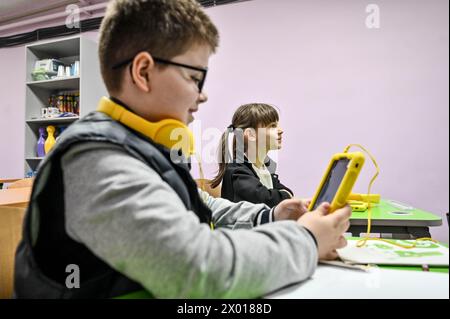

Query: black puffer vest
<box><xmin>14</xmin><ymin>111</ymin><xmax>212</xmax><ymax>298</ymax></box>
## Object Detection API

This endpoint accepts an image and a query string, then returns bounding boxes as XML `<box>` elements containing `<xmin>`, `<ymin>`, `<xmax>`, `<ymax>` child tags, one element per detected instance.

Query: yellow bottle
<box><xmin>44</xmin><ymin>125</ymin><xmax>56</xmax><ymax>154</ymax></box>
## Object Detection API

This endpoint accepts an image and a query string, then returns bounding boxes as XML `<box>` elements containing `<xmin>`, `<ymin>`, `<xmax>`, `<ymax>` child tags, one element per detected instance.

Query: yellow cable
<box><xmin>343</xmin><ymin>144</ymin><xmax>437</xmax><ymax>249</ymax></box>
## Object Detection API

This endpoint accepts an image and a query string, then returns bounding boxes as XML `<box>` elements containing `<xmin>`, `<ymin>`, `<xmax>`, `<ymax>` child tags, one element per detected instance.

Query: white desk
<box><xmin>266</xmin><ymin>265</ymin><xmax>449</xmax><ymax>299</ymax></box>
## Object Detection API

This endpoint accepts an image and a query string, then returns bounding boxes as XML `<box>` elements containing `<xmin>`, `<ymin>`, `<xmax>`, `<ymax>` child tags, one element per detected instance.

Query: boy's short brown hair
<box><xmin>98</xmin><ymin>0</ymin><xmax>219</xmax><ymax>93</ymax></box>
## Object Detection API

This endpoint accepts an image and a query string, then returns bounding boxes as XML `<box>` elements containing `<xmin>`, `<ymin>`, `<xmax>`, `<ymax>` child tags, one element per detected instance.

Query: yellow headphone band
<box><xmin>97</xmin><ymin>97</ymin><xmax>195</xmax><ymax>156</ymax></box>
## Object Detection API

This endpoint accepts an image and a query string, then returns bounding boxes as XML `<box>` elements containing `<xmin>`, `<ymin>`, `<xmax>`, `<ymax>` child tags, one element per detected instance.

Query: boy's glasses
<box><xmin>112</xmin><ymin>55</ymin><xmax>208</xmax><ymax>93</ymax></box>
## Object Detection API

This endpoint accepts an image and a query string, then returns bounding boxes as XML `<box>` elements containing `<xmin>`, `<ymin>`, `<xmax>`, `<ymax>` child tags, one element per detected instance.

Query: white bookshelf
<box><xmin>24</xmin><ymin>35</ymin><xmax>107</xmax><ymax>175</ymax></box>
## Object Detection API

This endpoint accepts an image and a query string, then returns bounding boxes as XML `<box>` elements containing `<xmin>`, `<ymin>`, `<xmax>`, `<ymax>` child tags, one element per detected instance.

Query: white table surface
<box><xmin>266</xmin><ymin>264</ymin><xmax>449</xmax><ymax>299</ymax></box>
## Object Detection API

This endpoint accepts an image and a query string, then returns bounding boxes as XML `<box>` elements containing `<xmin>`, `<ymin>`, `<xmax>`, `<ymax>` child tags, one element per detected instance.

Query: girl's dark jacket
<box><xmin>221</xmin><ymin>156</ymin><xmax>294</xmax><ymax>208</ymax></box>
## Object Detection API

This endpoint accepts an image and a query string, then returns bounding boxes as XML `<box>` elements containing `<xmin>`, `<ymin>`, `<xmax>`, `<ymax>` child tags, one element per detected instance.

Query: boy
<box><xmin>14</xmin><ymin>0</ymin><xmax>350</xmax><ymax>298</ymax></box>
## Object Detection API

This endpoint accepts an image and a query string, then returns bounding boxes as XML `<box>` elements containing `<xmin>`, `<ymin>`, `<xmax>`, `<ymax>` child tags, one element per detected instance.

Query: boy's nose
<box><xmin>198</xmin><ymin>91</ymin><xmax>208</xmax><ymax>103</ymax></box>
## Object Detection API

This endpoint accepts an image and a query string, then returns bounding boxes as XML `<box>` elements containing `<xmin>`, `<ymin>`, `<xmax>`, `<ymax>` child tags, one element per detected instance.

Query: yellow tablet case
<box><xmin>308</xmin><ymin>152</ymin><xmax>365</xmax><ymax>213</ymax></box>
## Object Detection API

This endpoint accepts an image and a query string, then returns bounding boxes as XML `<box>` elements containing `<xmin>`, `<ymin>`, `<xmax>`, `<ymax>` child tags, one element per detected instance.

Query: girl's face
<box><xmin>260</xmin><ymin>122</ymin><xmax>283</xmax><ymax>151</ymax></box>
<box><xmin>244</xmin><ymin>121</ymin><xmax>283</xmax><ymax>158</ymax></box>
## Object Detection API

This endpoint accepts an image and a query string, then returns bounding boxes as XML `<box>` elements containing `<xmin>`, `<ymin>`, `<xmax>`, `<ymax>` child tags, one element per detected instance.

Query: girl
<box><xmin>211</xmin><ymin>103</ymin><xmax>294</xmax><ymax>207</ymax></box>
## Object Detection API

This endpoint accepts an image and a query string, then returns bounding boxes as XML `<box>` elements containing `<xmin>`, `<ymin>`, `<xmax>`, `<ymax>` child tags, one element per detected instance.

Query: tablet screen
<box><xmin>311</xmin><ymin>158</ymin><xmax>350</xmax><ymax>210</ymax></box>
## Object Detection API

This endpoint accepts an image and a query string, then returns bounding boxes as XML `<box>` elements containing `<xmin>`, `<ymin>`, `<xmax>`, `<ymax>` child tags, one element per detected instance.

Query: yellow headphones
<box><xmin>97</xmin><ymin>97</ymin><xmax>195</xmax><ymax>156</ymax></box>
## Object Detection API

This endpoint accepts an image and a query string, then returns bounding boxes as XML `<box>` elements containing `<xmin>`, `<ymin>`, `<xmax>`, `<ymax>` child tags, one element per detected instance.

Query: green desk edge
<box><xmin>115</xmin><ymin>290</ymin><xmax>153</xmax><ymax>299</ymax></box>
<box><xmin>350</xmin><ymin>199</ymin><xmax>442</xmax><ymax>226</ymax></box>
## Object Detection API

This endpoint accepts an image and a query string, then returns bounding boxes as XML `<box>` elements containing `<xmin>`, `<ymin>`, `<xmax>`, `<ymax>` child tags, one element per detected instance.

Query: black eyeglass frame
<box><xmin>112</xmin><ymin>54</ymin><xmax>208</xmax><ymax>93</ymax></box>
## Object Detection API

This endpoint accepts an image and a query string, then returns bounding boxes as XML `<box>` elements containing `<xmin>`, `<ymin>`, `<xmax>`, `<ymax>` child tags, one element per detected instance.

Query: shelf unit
<box><xmin>24</xmin><ymin>35</ymin><xmax>107</xmax><ymax>175</ymax></box>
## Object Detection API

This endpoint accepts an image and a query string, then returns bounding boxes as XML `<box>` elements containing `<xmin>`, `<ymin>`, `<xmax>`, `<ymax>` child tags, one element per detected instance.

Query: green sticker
<box><xmin>394</xmin><ymin>240</ymin><xmax>440</xmax><ymax>249</ymax></box>
<box><xmin>394</xmin><ymin>251</ymin><xmax>443</xmax><ymax>258</ymax></box>
<box><xmin>374</xmin><ymin>244</ymin><xmax>394</xmax><ymax>250</ymax></box>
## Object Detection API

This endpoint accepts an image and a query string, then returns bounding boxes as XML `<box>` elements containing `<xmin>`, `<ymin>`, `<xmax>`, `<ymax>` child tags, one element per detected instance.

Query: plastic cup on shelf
<box><xmin>57</xmin><ymin>65</ymin><xmax>64</xmax><ymax>77</ymax></box>
<box><xmin>73</xmin><ymin>61</ymin><xmax>80</xmax><ymax>76</ymax></box>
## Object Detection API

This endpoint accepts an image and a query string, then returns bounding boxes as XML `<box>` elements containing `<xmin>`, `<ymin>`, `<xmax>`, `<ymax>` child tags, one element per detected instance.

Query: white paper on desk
<box><xmin>266</xmin><ymin>265</ymin><xmax>449</xmax><ymax>299</ymax></box>
<box><xmin>337</xmin><ymin>240</ymin><xmax>449</xmax><ymax>266</ymax></box>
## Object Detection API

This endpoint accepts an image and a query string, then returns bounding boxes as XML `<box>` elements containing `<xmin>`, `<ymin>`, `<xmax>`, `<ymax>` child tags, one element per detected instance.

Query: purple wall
<box><xmin>0</xmin><ymin>46</ymin><xmax>26</xmax><ymax>179</ymax></box>
<box><xmin>0</xmin><ymin>0</ymin><xmax>448</xmax><ymax>242</ymax></box>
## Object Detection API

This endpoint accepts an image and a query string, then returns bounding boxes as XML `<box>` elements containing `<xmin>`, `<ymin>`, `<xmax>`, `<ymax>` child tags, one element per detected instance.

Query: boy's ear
<box><xmin>244</xmin><ymin>128</ymin><xmax>257</xmax><ymax>141</ymax></box>
<box><xmin>130</xmin><ymin>51</ymin><xmax>155</xmax><ymax>93</ymax></box>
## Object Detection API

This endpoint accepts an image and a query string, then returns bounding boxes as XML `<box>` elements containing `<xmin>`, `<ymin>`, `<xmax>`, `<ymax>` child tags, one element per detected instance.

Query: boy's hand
<box><xmin>297</xmin><ymin>203</ymin><xmax>351</xmax><ymax>260</ymax></box>
<box><xmin>273</xmin><ymin>198</ymin><xmax>309</xmax><ymax>221</ymax></box>
<box><xmin>301</xmin><ymin>198</ymin><xmax>312</xmax><ymax>207</ymax></box>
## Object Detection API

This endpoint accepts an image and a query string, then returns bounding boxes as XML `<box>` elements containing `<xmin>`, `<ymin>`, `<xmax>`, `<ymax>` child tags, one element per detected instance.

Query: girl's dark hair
<box><xmin>211</xmin><ymin>103</ymin><xmax>279</xmax><ymax>188</ymax></box>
